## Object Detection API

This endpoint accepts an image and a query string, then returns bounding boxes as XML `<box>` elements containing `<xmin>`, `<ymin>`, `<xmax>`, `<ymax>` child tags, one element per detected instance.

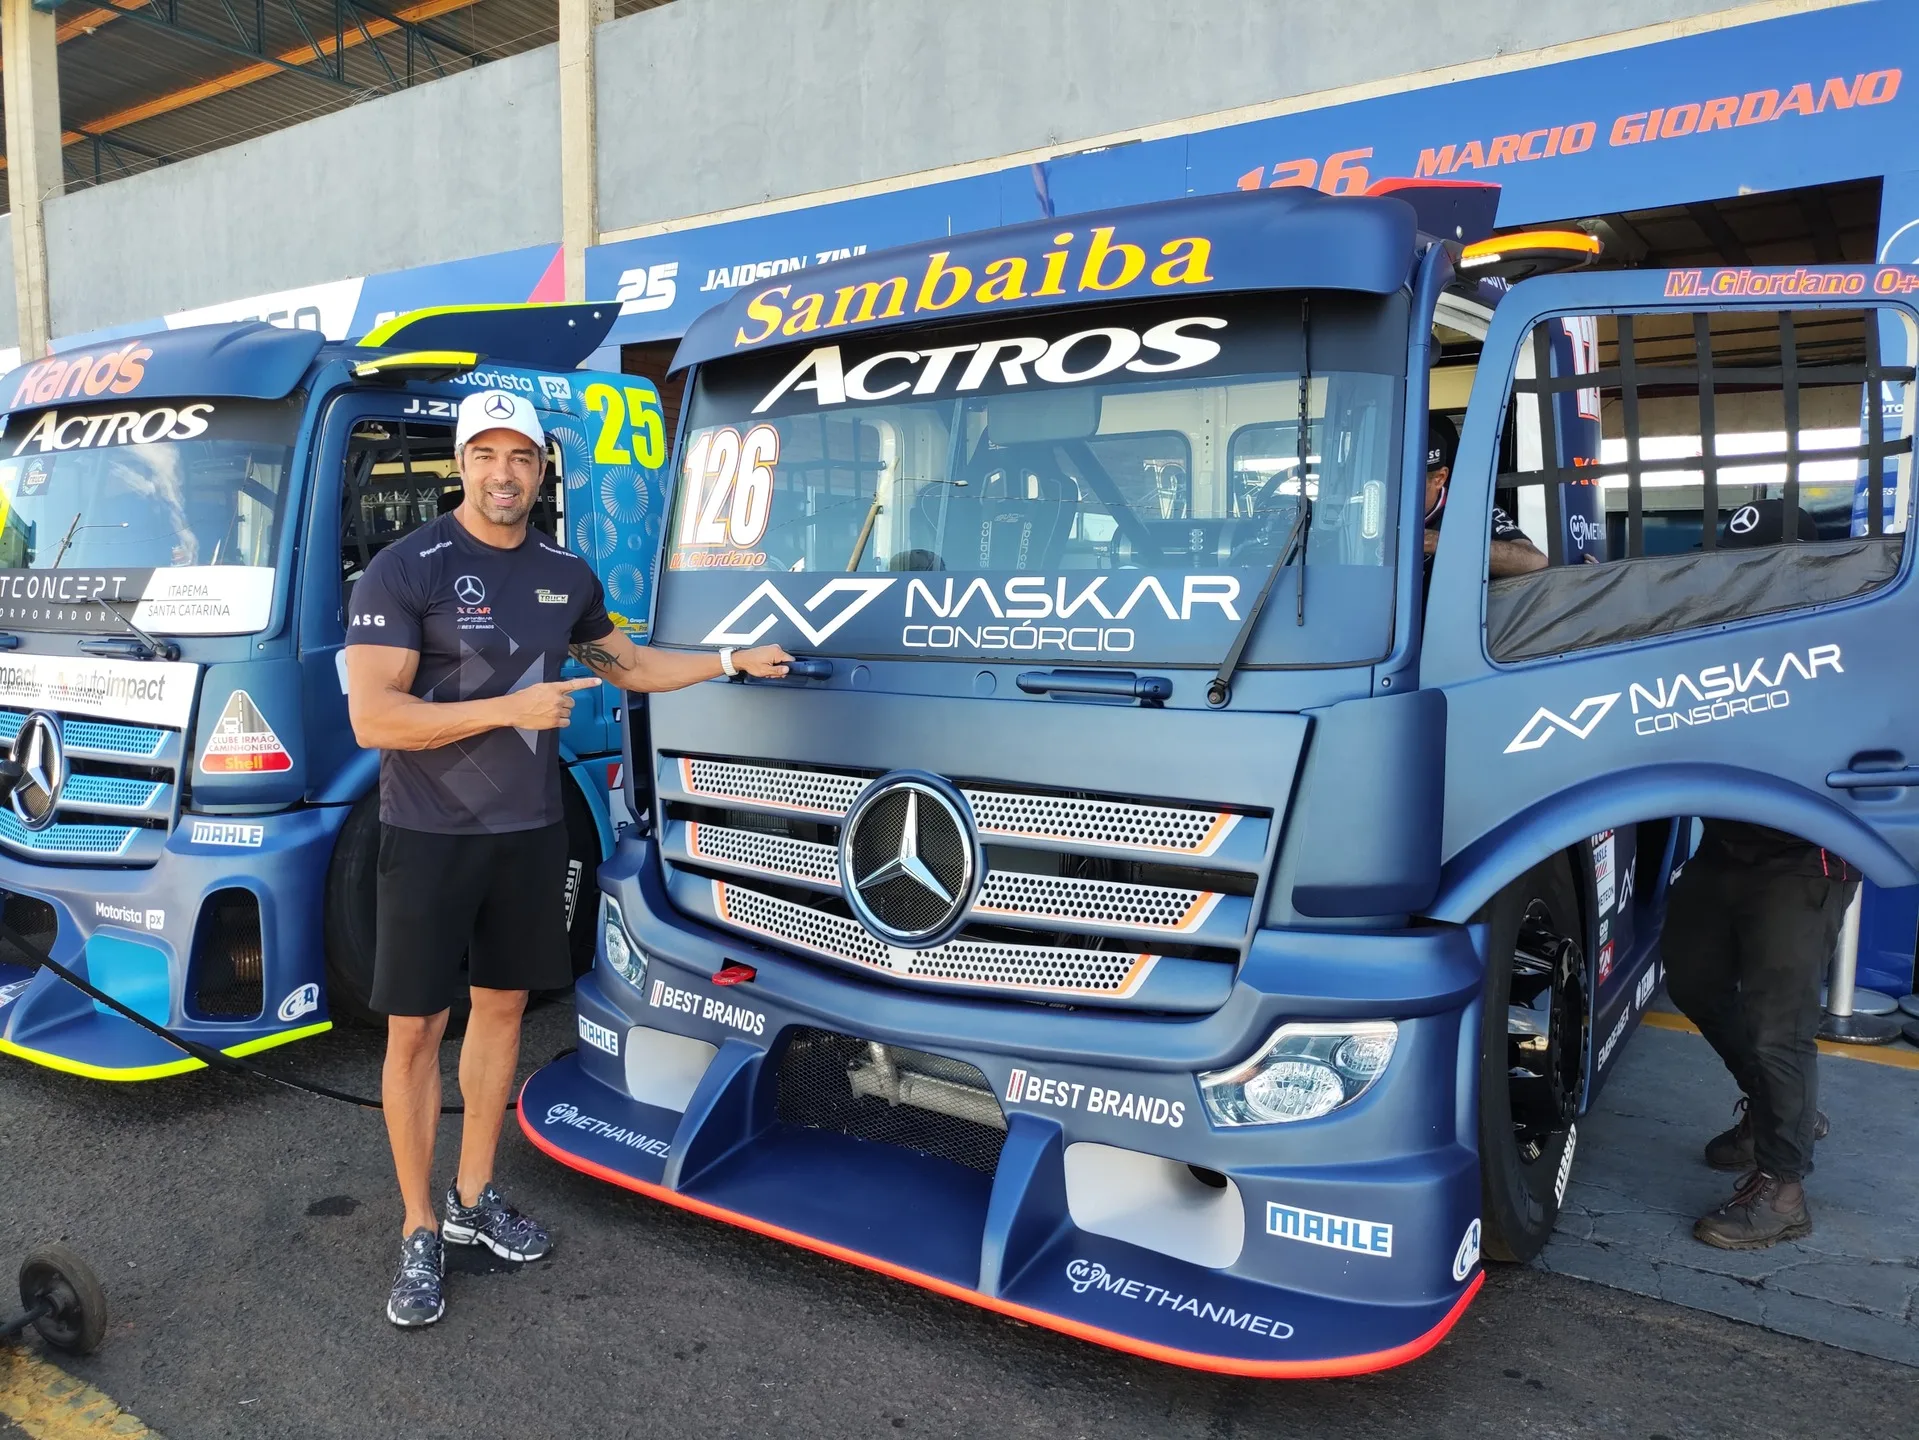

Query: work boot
<box><xmin>1693</xmin><ymin>1171</ymin><xmax>1812</xmax><ymax>1250</ymax></box>
<box><xmin>1703</xmin><ymin>1096</ymin><xmax>1830</xmax><ymax>1172</ymax></box>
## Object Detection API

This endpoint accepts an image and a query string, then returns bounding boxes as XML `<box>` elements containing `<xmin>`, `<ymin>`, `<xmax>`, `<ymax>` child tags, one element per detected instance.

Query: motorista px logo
<box><xmin>1504</xmin><ymin>643</ymin><xmax>1842</xmax><ymax>753</ymax></box>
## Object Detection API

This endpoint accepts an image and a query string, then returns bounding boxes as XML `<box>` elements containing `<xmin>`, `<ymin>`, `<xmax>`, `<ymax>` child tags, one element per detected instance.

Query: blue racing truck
<box><xmin>521</xmin><ymin>184</ymin><xmax>1919</xmax><ymax>1376</ymax></box>
<box><xmin>0</xmin><ymin>304</ymin><xmax>666</xmax><ymax>1079</ymax></box>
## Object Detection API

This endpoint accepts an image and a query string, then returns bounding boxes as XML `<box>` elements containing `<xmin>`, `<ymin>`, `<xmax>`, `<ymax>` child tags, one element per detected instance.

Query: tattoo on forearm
<box><xmin>569</xmin><ymin>640</ymin><xmax>630</xmax><ymax>673</ymax></box>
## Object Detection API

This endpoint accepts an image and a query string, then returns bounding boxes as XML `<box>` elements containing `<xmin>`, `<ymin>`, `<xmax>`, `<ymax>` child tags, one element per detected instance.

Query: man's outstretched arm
<box><xmin>567</xmin><ymin>631</ymin><xmax>792</xmax><ymax>691</ymax></box>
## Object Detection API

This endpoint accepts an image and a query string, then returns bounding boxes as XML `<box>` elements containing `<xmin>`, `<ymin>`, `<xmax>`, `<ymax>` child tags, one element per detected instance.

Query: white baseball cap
<box><xmin>455</xmin><ymin>390</ymin><xmax>545</xmax><ymax>451</ymax></box>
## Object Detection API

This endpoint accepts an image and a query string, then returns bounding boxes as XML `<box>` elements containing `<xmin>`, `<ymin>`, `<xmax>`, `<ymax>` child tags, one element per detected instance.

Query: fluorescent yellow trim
<box><xmin>352</xmin><ymin>349</ymin><xmax>479</xmax><ymax>377</ymax></box>
<box><xmin>359</xmin><ymin>303</ymin><xmax>585</xmax><ymax>349</ymax></box>
<box><xmin>0</xmin><ymin>1019</ymin><xmax>332</xmax><ymax>1082</ymax></box>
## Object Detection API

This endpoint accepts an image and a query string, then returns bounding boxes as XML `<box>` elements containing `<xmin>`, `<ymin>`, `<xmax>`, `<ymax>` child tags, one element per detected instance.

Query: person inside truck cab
<box><xmin>1422</xmin><ymin>411</ymin><xmax>1547</xmax><ymax>583</ymax></box>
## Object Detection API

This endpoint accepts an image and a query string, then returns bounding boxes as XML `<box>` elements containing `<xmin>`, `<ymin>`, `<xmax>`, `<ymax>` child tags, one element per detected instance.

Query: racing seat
<box><xmin>929</xmin><ymin>442</ymin><xmax>1080</xmax><ymax>570</ymax></box>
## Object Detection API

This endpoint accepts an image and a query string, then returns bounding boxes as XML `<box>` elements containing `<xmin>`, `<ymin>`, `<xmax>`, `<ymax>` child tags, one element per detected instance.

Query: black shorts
<box><xmin>372</xmin><ymin>822</ymin><xmax>576</xmax><ymax>1016</ymax></box>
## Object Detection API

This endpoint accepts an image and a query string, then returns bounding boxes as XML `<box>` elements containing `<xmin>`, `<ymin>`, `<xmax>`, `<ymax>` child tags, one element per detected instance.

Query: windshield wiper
<box><xmin>1206</xmin><ymin>298</ymin><xmax>1313</xmax><ymax>709</ymax></box>
<box><xmin>89</xmin><ymin>595</ymin><xmax>181</xmax><ymax>662</ymax></box>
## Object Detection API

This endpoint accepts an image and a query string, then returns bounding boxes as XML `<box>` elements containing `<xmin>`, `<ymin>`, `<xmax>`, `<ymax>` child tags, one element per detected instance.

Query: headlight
<box><xmin>1198</xmin><ymin>1020</ymin><xmax>1398</xmax><ymax>1126</ymax></box>
<box><xmin>600</xmin><ymin>896</ymin><xmax>647</xmax><ymax>991</ymax></box>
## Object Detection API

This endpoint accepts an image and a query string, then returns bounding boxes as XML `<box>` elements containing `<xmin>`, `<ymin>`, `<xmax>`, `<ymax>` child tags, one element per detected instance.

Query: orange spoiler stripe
<box><xmin>518</xmin><ymin>1093</ymin><xmax>1483</xmax><ymax>1379</ymax></box>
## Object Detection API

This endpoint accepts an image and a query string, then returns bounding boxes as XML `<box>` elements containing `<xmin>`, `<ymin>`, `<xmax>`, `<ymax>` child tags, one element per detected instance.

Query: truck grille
<box><xmin>660</xmin><ymin>754</ymin><xmax>1265</xmax><ymax>1009</ymax></box>
<box><xmin>0</xmin><ymin>710</ymin><xmax>180</xmax><ymax>867</ymax></box>
<box><xmin>776</xmin><ymin>1028</ymin><xmax>1007</xmax><ymax>1174</ymax></box>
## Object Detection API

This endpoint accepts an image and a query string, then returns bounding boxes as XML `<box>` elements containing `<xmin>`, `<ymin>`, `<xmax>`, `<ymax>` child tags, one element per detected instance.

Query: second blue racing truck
<box><xmin>0</xmin><ymin>304</ymin><xmax>668</xmax><ymax>1079</ymax></box>
<box><xmin>513</xmin><ymin>183</ymin><xmax>1917</xmax><ymax>1376</ymax></box>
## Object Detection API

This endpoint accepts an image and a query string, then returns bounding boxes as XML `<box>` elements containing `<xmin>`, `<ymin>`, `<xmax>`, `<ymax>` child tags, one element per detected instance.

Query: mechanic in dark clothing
<box><xmin>346</xmin><ymin>390</ymin><xmax>791</xmax><ymax>1327</ymax></box>
<box><xmin>1422</xmin><ymin>411</ymin><xmax>1547</xmax><ymax>582</ymax></box>
<box><xmin>1662</xmin><ymin>498</ymin><xmax>1854</xmax><ymax>1250</ymax></box>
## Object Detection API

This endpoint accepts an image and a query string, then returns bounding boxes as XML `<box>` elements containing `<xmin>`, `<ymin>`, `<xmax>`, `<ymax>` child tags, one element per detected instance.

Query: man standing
<box><xmin>1664</xmin><ymin>498</ymin><xmax>1852</xmax><ymax>1250</ymax></box>
<box><xmin>346</xmin><ymin>390</ymin><xmax>790</xmax><ymax>1326</ymax></box>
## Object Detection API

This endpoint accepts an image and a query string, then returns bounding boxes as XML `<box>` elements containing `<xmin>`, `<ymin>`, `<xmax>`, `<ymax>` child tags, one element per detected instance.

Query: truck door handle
<box><xmin>1826</xmin><ymin>767</ymin><xmax>1919</xmax><ymax>790</ymax></box>
<box><xmin>782</xmin><ymin>657</ymin><xmax>833</xmax><ymax>681</ymax></box>
<box><xmin>1016</xmin><ymin>669</ymin><xmax>1173</xmax><ymax>704</ymax></box>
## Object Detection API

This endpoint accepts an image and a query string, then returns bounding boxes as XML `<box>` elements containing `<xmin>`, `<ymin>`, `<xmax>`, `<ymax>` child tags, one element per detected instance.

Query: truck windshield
<box><xmin>655</xmin><ymin>292</ymin><xmax>1406</xmax><ymax>668</ymax></box>
<box><xmin>0</xmin><ymin>395</ymin><xmax>300</xmax><ymax>635</ymax></box>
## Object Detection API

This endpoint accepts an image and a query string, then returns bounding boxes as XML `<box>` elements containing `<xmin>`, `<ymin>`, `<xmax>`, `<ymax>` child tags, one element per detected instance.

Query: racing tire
<box><xmin>19</xmin><ymin>1243</ymin><xmax>108</xmax><ymax>1355</ymax></box>
<box><xmin>553</xmin><ymin>774</ymin><xmax>603</xmax><ymax>990</ymax></box>
<box><xmin>322</xmin><ymin>791</ymin><xmax>394</xmax><ymax>1028</ymax></box>
<box><xmin>1477</xmin><ymin>853</ymin><xmax>1588</xmax><ymax>1264</ymax></box>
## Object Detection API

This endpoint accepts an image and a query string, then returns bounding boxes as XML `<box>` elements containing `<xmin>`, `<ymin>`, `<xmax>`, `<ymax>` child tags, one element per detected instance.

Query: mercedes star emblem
<box><xmin>455</xmin><ymin>575</ymin><xmax>486</xmax><ymax>605</ymax></box>
<box><xmin>9</xmin><ymin>711</ymin><xmax>66</xmax><ymax>833</ymax></box>
<box><xmin>483</xmin><ymin>393</ymin><xmax>516</xmax><ymax>418</ymax></box>
<box><xmin>1729</xmin><ymin>504</ymin><xmax>1760</xmax><ymax>535</ymax></box>
<box><xmin>839</xmin><ymin>775</ymin><xmax>978</xmax><ymax>948</ymax></box>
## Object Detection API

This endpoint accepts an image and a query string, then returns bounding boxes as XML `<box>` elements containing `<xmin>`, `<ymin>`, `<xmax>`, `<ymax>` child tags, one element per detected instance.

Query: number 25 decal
<box><xmin>584</xmin><ymin>382</ymin><xmax>667</xmax><ymax>469</ymax></box>
<box><xmin>678</xmin><ymin>425</ymin><xmax>777</xmax><ymax>548</ymax></box>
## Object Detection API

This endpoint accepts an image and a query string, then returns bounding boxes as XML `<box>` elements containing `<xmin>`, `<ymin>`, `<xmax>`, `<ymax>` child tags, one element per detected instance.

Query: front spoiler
<box><xmin>519</xmin><ymin>1051</ymin><xmax>1482</xmax><ymax>1378</ymax></box>
<box><xmin>0</xmin><ymin>955</ymin><xmax>328</xmax><ymax>1081</ymax></box>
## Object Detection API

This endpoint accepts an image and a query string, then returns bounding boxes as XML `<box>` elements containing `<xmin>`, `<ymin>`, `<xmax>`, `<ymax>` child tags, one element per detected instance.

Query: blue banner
<box><xmin>592</xmin><ymin>2</ymin><xmax>1914</xmax><ymax>345</ymax></box>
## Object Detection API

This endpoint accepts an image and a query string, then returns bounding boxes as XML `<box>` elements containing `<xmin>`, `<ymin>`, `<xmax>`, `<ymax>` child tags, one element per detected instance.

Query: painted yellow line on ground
<box><xmin>0</xmin><ymin>1346</ymin><xmax>159</xmax><ymax>1438</ymax></box>
<box><xmin>1642</xmin><ymin>1010</ymin><xmax>1919</xmax><ymax>1071</ymax></box>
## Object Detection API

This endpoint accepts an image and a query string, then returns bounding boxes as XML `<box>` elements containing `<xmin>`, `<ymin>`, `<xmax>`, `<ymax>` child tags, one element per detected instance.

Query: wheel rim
<box><xmin>19</xmin><ymin>1263</ymin><xmax>83</xmax><ymax>1349</ymax></box>
<box><xmin>1506</xmin><ymin>899</ymin><xmax>1587</xmax><ymax>1166</ymax></box>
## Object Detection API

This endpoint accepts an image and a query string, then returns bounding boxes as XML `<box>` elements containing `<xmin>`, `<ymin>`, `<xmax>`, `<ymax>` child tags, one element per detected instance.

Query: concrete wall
<box><xmin>594</xmin><ymin>0</ymin><xmax>1787</xmax><ymax>233</ymax></box>
<box><xmin>43</xmin><ymin>45</ymin><xmax>562</xmax><ymax>338</ymax></box>
<box><xmin>25</xmin><ymin>0</ymin><xmax>1811</xmax><ymax>337</ymax></box>
<box><xmin>0</xmin><ymin>213</ymin><xmax>16</xmax><ymax>349</ymax></box>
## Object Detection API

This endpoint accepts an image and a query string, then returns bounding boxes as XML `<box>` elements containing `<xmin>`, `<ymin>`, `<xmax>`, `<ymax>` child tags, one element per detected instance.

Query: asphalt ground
<box><xmin>3</xmin><ymin>1004</ymin><xmax>1914</xmax><ymax>1440</ymax></box>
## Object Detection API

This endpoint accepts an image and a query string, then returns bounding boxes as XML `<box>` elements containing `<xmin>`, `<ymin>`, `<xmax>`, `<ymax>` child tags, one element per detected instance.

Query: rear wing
<box><xmin>359</xmin><ymin>303</ymin><xmax>618</xmax><ymax>373</ymax></box>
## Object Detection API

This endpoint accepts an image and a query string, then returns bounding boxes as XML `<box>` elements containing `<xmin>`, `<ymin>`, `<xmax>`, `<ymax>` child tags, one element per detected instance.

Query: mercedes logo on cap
<box><xmin>455</xmin><ymin>575</ymin><xmax>486</xmax><ymax>605</ymax></box>
<box><xmin>9</xmin><ymin>712</ymin><xmax>66</xmax><ymax>833</ymax></box>
<box><xmin>1729</xmin><ymin>504</ymin><xmax>1760</xmax><ymax>535</ymax></box>
<box><xmin>839</xmin><ymin>773</ymin><xmax>979</xmax><ymax>948</ymax></box>
<box><xmin>483</xmin><ymin>393</ymin><xmax>516</xmax><ymax>419</ymax></box>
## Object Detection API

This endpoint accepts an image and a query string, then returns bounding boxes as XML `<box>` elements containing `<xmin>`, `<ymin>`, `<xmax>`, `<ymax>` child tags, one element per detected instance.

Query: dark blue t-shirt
<box><xmin>346</xmin><ymin>512</ymin><xmax>614</xmax><ymax>834</ymax></box>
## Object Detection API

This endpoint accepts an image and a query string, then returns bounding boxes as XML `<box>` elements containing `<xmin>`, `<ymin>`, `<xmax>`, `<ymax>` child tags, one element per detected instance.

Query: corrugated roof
<box><xmin>2</xmin><ymin>0</ymin><xmax>672</xmax><ymax>209</ymax></box>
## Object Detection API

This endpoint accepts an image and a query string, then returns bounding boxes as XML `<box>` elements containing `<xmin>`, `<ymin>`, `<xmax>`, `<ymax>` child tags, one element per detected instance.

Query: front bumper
<box><xmin>0</xmin><ymin>806</ymin><xmax>347</xmax><ymax>1081</ymax></box>
<box><xmin>522</xmin><ymin>836</ymin><xmax>1488</xmax><ymax>1378</ymax></box>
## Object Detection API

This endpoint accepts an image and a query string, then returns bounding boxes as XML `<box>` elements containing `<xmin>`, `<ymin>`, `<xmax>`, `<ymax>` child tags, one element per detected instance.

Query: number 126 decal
<box><xmin>678</xmin><ymin>425</ymin><xmax>779</xmax><ymax>548</ymax></box>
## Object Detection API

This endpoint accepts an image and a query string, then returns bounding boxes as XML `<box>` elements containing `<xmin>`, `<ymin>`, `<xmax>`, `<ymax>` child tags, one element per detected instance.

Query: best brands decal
<box><xmin>1063</xmin><ymin>1260</ymin><xmax>1294</xmax><ymax>1339</ymax></box>
<box><xmin>648</xmin><ymin>977</ymin><xmax>766</xmax><ymax>1036</ymax></box>
<box><xmin>1005</xmin><ymin>1066</ymin><xmax>1186</xmax><ymax>1129</ymax></box>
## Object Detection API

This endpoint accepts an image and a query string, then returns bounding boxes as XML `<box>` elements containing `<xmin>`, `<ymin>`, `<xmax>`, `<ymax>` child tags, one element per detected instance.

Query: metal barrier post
<box><xmin>1820</xmin><ymin>887</ymin><xmax>1901</xmax><ymax>1044</ymax></box>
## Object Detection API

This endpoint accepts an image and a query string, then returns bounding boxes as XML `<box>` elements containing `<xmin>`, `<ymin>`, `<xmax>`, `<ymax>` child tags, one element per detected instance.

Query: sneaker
<box><xmin>442</xmin><ymin>1182</ymin><xmax>552</xmax><ymax>1262</ymax></box>
<box><xmin>386</xmin><ymin>1227</ymin><xmax>445</xmax><ymax>1328</ymax></box>
<box><xmin>1704</xmin><ymin>1097</ymin><xmax>1830</xmax><ymax>1172</ymax></box>
<box><xmin>1693</xmin><ymin>1170</ymin><xmax>1812</xmax><ymax>1250</ymax></box>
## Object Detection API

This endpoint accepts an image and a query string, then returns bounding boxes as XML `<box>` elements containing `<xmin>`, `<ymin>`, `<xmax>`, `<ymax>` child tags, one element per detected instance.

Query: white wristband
<box><xmin>719</xmin><ymin>646</ymin><xmax>738</xmax><ymax>677</ymax></box>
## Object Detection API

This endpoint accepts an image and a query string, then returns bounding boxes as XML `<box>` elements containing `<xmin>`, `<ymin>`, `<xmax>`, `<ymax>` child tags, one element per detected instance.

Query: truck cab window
<box><xmin>339</xmin><ymin>418</ymin><xmax>570</xmax><ymax>591</ymax></box>
<box><xmin>341</xmin><ymin>420</ymin><xmax>458</xmax><ymax>589</ymax></box>
<box><xmin>1485</xmin><ymin>306</ymin><xmax>1915</xmax><ymax>661</ymax></box>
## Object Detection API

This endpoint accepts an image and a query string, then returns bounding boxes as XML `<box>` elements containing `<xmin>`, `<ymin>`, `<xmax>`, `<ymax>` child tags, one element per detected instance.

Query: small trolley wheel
<box><xmin>18</xmin><ymin>1244</ymin><xmax>108</xmax><ymax>1355</ymax></box>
